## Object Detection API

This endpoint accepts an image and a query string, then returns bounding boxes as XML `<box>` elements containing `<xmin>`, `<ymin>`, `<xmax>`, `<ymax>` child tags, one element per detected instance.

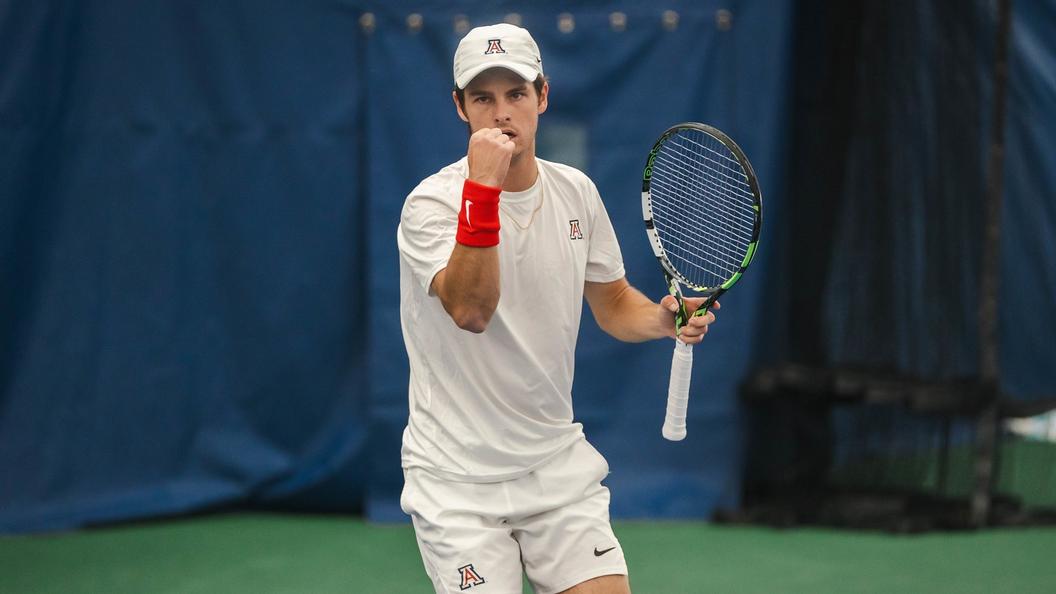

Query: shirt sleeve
<box><xmin>584</xmin><ymin>180</ymin><xmax>626</xmax><ymax>283</ymax></box>
<box><xmin>397</xmin><ymin>179</ymin><xmax>459</xmax><ymax>293</ymax></box>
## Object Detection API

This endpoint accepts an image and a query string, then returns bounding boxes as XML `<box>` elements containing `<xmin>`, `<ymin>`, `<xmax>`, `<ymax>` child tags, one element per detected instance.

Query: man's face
<box><xmin>453</xmin><ymin>68</ymin><xmax>549</xmax><ymax>161</ymax></box>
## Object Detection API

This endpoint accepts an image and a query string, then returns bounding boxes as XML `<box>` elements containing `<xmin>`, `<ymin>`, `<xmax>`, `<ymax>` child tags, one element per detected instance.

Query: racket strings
<box><xmin>659</xmin><ymin>141</ymin><xmax>757</xmax><ymax>211</ymax></box>
<box><xmin>648</xmin><ymin>130</ymin><xmax>756</xmax><ymax>290</ymax></box>
<box><xmin>652</xmin><ymin>207</ymin><xmax>745</xmax><ymax>288</ymax></box>
<box><xmin>649</xmin><ymin>165</ymin><xmax>753</xmax><ymax>263</ymax></box>
<box><xmin>656</xmin><ymin>216</ymin><xmax>745</xmax><ymax>286</ymax></box>
<box><xmin>654</xmin><ymin>134</ymin><xmax>755</xmax><ymax>220</ymax></box>
<box><xmin>650</xmin><ymin>175</ymin><xmax>754</xmax><ymax>235</ymax></box>
<box><xmin>676</xmin><ymin>137</ymin><xmax>756</xmax><ymax>198</ymax></box>
<box><xmin>648</xmin><ymin>180</ymin><xmax>750</xmax><ymax>275</ymax></box>
<box><xmin>661</xmin><ymin>135</ymin><xmax>757</xmax><ymax>220</ymax></box>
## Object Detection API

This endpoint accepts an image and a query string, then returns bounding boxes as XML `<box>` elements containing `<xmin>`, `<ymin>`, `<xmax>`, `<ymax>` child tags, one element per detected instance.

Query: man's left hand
<box><xmin>658</xmin><ymin>296</ymin><xmax>719</xmax><ymax>344</ymax></box>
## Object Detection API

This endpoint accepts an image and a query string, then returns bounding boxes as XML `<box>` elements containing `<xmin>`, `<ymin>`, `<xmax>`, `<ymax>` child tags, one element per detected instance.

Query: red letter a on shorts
<box><xmin>458</xmin><ymin>563</ymin><xmax>486</xmax><ymax>590</ymax></box>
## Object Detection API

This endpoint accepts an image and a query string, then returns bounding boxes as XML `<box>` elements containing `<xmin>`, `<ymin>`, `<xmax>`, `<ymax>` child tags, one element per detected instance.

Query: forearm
<box><xmin>434</xmin><ymin>244</ymin><xmax>500</xmax><ymax>333</ymax></box>
<box><xmin>431</xmin><ymin>128</ymin><xmax>514</xmax><ymax>333</ymax></box>
<box><xmin>588</xmin><ymin>281</ymin><xmax>671</xmax><ymax>343</ymax></box>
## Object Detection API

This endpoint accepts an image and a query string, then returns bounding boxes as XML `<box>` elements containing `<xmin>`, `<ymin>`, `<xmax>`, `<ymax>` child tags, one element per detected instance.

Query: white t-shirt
<box><xmin>396</xmin><ymin>157</ymin><xmax>625</xmax><ymax>482</ymax></box>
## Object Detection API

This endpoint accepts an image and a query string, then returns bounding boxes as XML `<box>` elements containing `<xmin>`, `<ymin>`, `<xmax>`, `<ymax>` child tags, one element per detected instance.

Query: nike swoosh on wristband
<box><xmin>594</xmin><ymin>546</ymin><xmax>616</xmax><ymax>557</ymax></box>
<box><xmin>465</xmin><ymin>200</ymin><xmax>473</xmax><ymax>228</ymax></box>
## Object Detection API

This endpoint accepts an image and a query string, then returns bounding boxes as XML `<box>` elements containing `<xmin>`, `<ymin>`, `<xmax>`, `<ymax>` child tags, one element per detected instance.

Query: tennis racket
<box><xmin>642</xmin><ymin>122</ymin><xmax>763</xmax><ymax>441</ymax></box>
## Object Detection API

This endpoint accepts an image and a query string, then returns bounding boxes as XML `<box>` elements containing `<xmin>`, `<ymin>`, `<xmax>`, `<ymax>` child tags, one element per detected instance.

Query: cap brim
<box><xmin>455</xmin><ymin>62</ymin><xmax>539</xmax><ymax>89</ymax></box>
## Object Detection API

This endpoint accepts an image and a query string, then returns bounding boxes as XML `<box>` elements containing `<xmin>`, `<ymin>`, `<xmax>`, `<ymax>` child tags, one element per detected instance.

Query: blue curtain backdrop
<box><xmin>2</xmin><ymin>0</ymin><xmax>1053</xmax><ymax>534</ymax></box>
<box><xmin>1</xmin><ymin>0</ymin><xmax>374</xmax><ymax>532</ymax></box>
<box><xmin>1002</xmin><ymin>0</ymin><xmax>1056</xmax><ymax>401</ymax></box>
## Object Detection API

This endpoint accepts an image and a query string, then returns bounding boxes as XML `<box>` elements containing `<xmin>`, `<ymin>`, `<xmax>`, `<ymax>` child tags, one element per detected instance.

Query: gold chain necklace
<box><xmin>500</xmin><ymin>183</ymin><xmax>545</xmax><ymax>230</ymax></box>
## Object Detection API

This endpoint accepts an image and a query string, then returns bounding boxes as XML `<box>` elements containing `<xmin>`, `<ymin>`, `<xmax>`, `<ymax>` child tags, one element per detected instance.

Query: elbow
<box><xmin>448</xmin><ymin>298</ymin><xmax>498</xmax><ymax>334</ymax></box>
<box><xmin>455</xmin><ymin>315</ymin><xmax>489</xmax><ymax>333</ymax></box>
<box><xmin>439</xmin><ymin>285</ymin><xmax>500</xmax><ymax>333</ymax></box>
<box><xmin>452</xmin><ymin>308</ymin><xmax>494</xmax><ymax>333</ymax></box>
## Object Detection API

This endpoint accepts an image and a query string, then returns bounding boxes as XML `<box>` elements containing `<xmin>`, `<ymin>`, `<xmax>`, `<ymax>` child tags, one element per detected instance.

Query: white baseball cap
<box><xmin>453</xmin><ymin>23</ymin><xmax>544</xmax><ymax>89</ymax></box>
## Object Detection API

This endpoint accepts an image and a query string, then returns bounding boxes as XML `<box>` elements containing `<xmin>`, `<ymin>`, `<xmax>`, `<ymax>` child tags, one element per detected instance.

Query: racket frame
<box><xmin>641</xmin><ymin>122</ymin><xmax>763</xmax><ymax>335</ymax></box>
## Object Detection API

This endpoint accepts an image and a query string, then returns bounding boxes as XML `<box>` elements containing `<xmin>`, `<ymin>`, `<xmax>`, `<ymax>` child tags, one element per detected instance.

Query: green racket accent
<box><xmin>644</xmin><ymin>147</ymin><xmax>660</xmax><ymax>182</ymax></box>
<box><xmin>687</xmin><ymin>293</ymin><xmax>721</xmax><ymax>319</ymax></box>
<box><xmin>741</xmin><ymin>242</ymin><xmax>758</xmax><ymax>268</ymax></box>
<box><xmin>669</xmin><ymin>280</ymin><xmax>689</xmax><ymax>336</ymax></box>
<box><xmin>720</xmin><ymin>272</ymin><xmax>742</xmax><ymax>290</ymax></box>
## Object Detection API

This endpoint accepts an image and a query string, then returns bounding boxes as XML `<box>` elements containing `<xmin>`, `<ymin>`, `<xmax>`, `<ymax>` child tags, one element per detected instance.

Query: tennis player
<box><xmin>396</xmin><ymin>23</ymin><xmax>716</xmax><ymax>594</ymax></box>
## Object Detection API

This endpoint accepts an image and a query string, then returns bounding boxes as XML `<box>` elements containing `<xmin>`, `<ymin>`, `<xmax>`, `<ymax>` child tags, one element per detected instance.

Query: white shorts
<box><xmin>400</xmin><ymin>437</ymin><xmax>628</xmax><ymax>594</ymax></box>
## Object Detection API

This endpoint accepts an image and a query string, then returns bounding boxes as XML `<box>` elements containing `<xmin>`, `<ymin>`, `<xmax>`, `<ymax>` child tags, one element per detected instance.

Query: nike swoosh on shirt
<box><xmin>594</xmin><ymin>546</ymin><xmax>616</xmax><ymax>557</ymax></box>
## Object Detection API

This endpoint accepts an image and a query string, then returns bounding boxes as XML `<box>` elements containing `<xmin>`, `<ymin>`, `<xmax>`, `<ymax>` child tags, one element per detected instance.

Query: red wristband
<box><xmin>456</xmin><ymin>179</ymin><xmax>501</xmax><ymax>247</ymax></box>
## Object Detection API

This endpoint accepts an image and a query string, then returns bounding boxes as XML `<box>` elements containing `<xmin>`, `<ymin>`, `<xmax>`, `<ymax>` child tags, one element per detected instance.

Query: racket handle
<box><xmin>662</xmin><ymin>340</ymin><xmax>694</xmax><ymax>441</ymax></box>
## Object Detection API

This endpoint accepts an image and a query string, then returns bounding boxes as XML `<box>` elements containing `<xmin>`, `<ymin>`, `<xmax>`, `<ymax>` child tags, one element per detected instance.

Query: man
<box><xmin>396</xmin><ymin>23</ymin><xmax>716</xmax><ymax>594</ymax></box>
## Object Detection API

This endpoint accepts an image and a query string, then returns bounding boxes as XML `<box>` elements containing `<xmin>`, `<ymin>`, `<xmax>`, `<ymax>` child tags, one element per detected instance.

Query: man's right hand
<box><xmin>467</xmin><ymin>128</ymin><xmax>514</xmax><ymax>188</ymax></box>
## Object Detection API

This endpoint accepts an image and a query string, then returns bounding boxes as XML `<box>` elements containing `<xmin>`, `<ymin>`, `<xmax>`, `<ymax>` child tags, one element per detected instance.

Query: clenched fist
<box><xmin>467</xmin><ymin>128</ymin><xmax>514</xmax><ymax>188</ymax></box>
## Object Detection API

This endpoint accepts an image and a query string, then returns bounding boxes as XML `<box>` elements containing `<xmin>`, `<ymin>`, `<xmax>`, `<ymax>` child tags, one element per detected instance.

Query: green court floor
<box><xmin>2</xmin><ymin>513</ymin><xmax>1054</xmax><ymax>593</ymax></box>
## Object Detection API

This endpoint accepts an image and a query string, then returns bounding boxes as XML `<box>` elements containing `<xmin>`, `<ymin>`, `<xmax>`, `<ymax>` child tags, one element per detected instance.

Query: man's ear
<box><xmin>452</xmin><ymin>91</ymin><xmax>470</xmax><ymax>123</ymax></box>
<box><xmin>537</xmin><ymin>81</ymin><xmax>549</xmax><ymax>115</ymax></box>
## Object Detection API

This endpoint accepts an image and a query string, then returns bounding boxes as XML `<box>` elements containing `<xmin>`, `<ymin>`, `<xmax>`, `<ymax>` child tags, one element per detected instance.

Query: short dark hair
<box><xmin>454</xmin><ymin>74</ymin><xmax>547</xmax><ymax>112</ymax></box>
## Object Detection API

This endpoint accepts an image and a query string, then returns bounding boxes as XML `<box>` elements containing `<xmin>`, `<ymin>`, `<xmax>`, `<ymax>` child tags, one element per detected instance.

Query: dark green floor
<box><xmin>2</xmin><ymin>513</ymin><xmax>1054</xmax><ymax>593</ymax></box>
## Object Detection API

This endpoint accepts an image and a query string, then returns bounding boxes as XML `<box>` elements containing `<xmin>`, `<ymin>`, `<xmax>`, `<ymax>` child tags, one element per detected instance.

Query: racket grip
<box><xmin>662</xmin><ymin>340</ymin><xmax>694</xmax><ymax>441</ymax></box>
